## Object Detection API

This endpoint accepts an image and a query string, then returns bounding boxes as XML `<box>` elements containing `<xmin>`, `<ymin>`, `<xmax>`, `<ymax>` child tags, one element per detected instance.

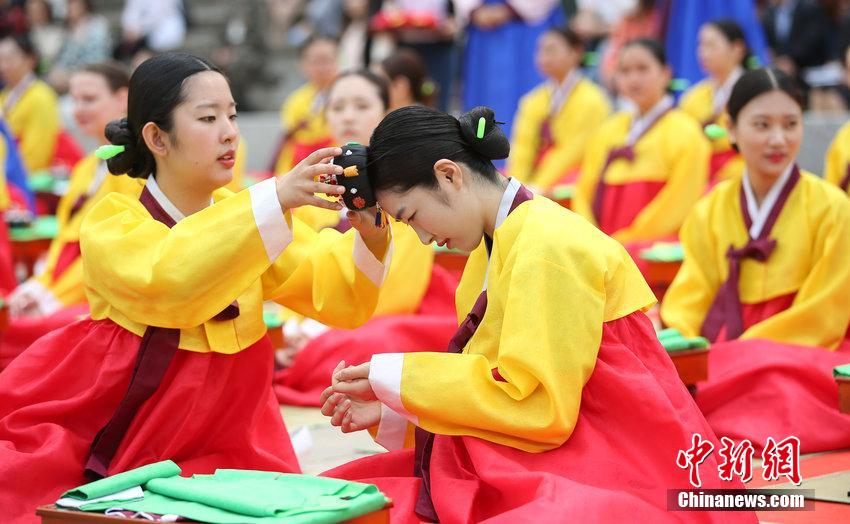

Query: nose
<box><xmin>412</xmin><ymin>225</ymin><xmax>431</xmax><ymax>245</ymax></box>
<box><xmin>221</xmin><ymin>117</ymin><xmax>238</xmax><ymax>144</ymax></box>
<box><xmin>767</xmin><ymin>124</ymin><xmax>786</xmax><ymax>146</ymax></box>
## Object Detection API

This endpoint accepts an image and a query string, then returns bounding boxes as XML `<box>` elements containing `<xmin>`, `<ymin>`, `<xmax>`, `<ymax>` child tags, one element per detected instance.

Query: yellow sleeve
<box><xmin>660</xmin><ymin>200</ymin><xmax>723</xmax><ymax>337</ymax></box>
<box><xmin>572</xmin><ymin>123</ymin><xmax>611</xmax><ymax>224</ymax></box>
<box><xmin>80</xmin><ymin>178</ymin><xmax>379</xmax><ymax>329</ymax></box>
<box><xmin>823</xmin><ymin>124</ymin><xmax>849</xmax><ymax>191</ymax></box>
<box><xmin>371</xmin><ymin>250</ymin><xmax>603</xmax><ymax>453</ymax></box>
<box><xmin>259</xmin><ymin>213</ymin><xmax>388</xmax><ymax>330</ymax></box>
<box><xmin>18</xmin><ymin>86</ymin><xmax>60</xmax><ymax>172</ymax></box>
<box><xmin>507</xmin><ymin>88</ymin><xmax>545</xmax><ymax>184</ymax></box>
<box><xmin>613</xmin><ymin>118</ymin><xmax>710</xmax><ymax>243</ymax></box>
<box><xmin>533</xmin><ymin>89</ymin><xmax>611</xmax><ymax>190</ymax></box>
<box><xmin>0</xmin><ymin>138</ymin><xmax>9</xmax><ymax>210</ymax></box>
<box><xmin>742</xmin><ymin>197</ymin><xmax>850</xmax><ymax>349</ymax></box>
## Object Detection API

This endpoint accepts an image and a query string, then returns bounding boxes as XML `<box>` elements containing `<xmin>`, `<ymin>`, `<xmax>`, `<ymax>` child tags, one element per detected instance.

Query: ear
<box><xmin>433</xmin><ymin>159</ymin><xmax>463</xmax><ymax>191</ymax></box>
<box><xmin>141</xmin><ymin>122</ymin><xmax>168</xmax><ymax>158</ymax></box>
<box><xmin>661</xmin><ymin>65</ymin><xmax>673</xmax><ymax>86</ymax></box>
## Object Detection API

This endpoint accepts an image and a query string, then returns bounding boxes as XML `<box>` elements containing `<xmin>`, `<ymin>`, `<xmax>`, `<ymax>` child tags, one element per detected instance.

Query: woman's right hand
<box><xmin>276</xmin><ymin>147</ymin><xmax>347</xmax><ymax>211</ymax></box>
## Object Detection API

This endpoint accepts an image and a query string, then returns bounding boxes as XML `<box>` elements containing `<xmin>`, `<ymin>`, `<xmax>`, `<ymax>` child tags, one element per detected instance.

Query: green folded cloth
<box><xmin>8</xmin><ymin>215</ymin><xmax>59</xmax><ymax>242</ymax></box>
<box><xmin>834</xmin><ymin>364</ymin><xmax>850</xmax><ymax>378</ymax></box>
<box><xmin>550</xmin><ymin>184</ymin><xmax>574</xmax><ymax>200</ymax></box>
<box><xmin>73</xmin><ymin>468</ymin><xmax>388</xmax><ymax>524</ymax></box>
<box><xmin>639</xmin><ymin>242</ymin><xmax>684</xmax><ymax>262</ymax></box>
<box><xmin>264</xmin><ymin>311</ymin><xmax>283</xmax><ymax>329</ymax></box>
<box><xmin>656</xmin><ymin>328</ymin><xmax>709</xmax><ymax>352</ymax></box>
<box><xmin>62</xmin><ymin>460</ymin><xmax>181</xmax><ymax>501</ymax></box>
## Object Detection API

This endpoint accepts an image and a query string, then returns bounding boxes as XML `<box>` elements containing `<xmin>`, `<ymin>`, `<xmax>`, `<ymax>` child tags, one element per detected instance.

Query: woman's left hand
<box><xmin>331</xmin><ymin>361</ymin><xmax>377</xmax><ymax>401</ymax></box>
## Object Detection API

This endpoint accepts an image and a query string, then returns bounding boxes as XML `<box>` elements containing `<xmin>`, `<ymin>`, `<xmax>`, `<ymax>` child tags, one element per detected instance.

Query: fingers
<box><xmin>335</xmin><ymin>362</ymin><xmax>370</xmax><ymax>382</ymax></box>
<box><xmin>341</xmin><ymin>410</ymin><xmax>358</xmax><ymax>433</ymax></box>
<box><xmin>304</xmin><ymin>161</ymin><xmax>344</xmax><ymax>179</ymax></box>
<box><xmin>332</xmin><ymin>378</ymin><xmax>371</xmax><ymax>397</ymax></box>
<box><xmin>319</xmin><ymin>386</ymin><xmax>335</xmax><ymax>408</ymax></box>
<box><xmin>331</xmin><ymin>361</ymin><xmax>345</xmax><ymax>387</ymax></box>
<box><xmin>307</xmin><ymin>196</ymin><xmax>344</xmax><ymax>211</ymax></box>
<box><xmin>300</xmin><ymin>147</ymin><xmax>342</xmax><ymax>167</ymax></box>
<box><xmin>331</xmin><ymin>399</ymin><xmax>351</xmax><ymax>427</ymax></box>
<box><xmin>311</xmin><ymin>181</ymin><xmax>345</xmax><ymax>196</ymax></box>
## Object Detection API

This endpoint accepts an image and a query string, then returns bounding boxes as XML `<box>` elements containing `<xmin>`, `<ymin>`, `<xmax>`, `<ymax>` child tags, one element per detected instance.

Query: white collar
<box><xmin>713</xmin><ymin>67</ymin><xmax>744</xmax><ymax>115</ymax></box>
<box><xmin>494</xmin><ymin>176</ymin><xmax>522</xmax><ymax>232</ymax></box>
<box><xmin>628</xmin><ymin>95</ymin><xmax>673</xmax><ymax>144</ymax></box>
<box><xmin>87</xmin><ymin>160</ymin><xmax>109</xmax><ymax>196</ymax></box>
<box><xmin>742</xmin><ymin>162</ymin><xmax>796</xmax><ymax>239</ymax></box>
<box><xmin>145</xmin><ymin>176</ymin><xmax>187</xmax><ymax>222</ymax></box>
<box><xmin>482</xmin><ymin>177</ymin><xmax>522</xmax><ymax>294</ymax></box>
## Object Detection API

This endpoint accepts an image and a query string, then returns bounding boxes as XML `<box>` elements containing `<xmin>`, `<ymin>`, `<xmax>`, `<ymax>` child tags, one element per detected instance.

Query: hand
<box><xmin>276</xmin><ymin>147</ymin><xmax>347</xmax><ymax>211</ymax></box>
<box><xmin>471</xmin><ymin>4</ymin><xmax>512</xmax><ymax>30</ymax></box>
<box><xmin>320</xmin><ymin>386</ymin><xmax>382</xmax><ymax>433</ymax></box>
<box><xmin>347</xmin><ymin>210</ymin><xmax>389</xmax><ymax>259</ymax></box>
<box><xmin>8</xmin><ymin>282</ymin><xmax>44</xmax><ymax>318</ymax></box>
<box><xmin>332</xmin><ymin>361</ymin><xmax>377</xmax><ymax>401</ymax></box>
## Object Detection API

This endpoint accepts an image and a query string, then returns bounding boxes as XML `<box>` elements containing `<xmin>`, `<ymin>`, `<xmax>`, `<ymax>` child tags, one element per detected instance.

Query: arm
<box><xmin>743</xmin><ymin>200</ymin><xmax>850</xmax><ymax>349</ymax></box>
<box><xmin>613</xmin><ymin>122</ymin><xmax>710</xmax><ymax>243</ymax></box>
<box><xmin>19</xmin><ymin>90</ymin><xmax>60</xmax><ymax>172</ymax></box>
<box><xmin>534</xmin><ymin>92</ymin><xmax>611</xmax><ymax>189</ymax></box>
<box><xmin>660</xmin><ymin>206</ymin><xmax>723</xmax><ymax>338</ymax></box>
<box><xmin>369</xmin><ymin>253</ymin><xmax>603</xmax><ymax>453</ymax></box>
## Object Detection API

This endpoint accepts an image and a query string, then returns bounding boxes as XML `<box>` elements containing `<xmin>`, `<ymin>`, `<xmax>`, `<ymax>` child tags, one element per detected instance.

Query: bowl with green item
<box><xmin>8</xmin><ymin>215</ymin><xmax>59</xmax><ymax>242</ymax></box>
<box><xmin>639</xmin><ymin>242</ymin><xmax>684</xmax><ymax>263</ymax></box>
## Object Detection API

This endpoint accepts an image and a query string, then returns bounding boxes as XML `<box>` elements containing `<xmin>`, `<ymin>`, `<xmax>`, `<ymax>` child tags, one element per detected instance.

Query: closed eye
<box><xmin>200</xmin><ymin>116</ymin><xmax>216</xmax><ymax>123</ymax></box>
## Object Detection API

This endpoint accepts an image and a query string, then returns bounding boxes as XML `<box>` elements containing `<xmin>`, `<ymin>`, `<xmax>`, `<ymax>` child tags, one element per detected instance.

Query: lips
<box><xmin>765</xmin><ymin>153</ymin><xmax>786</xmax><ymax>164</ymax></box>
<box><xmin>217</xmin><ymin>149</ymin><xmax>236</xmax><ymax>168</ymax></box>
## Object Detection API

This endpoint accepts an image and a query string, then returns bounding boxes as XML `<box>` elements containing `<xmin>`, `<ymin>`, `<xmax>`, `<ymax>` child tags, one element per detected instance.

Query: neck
<box><xmin>154</xmin><ymin>167</ymin><xmax>212</xmax><ymax>217</ymax></box>
<box><xmin>550</xmin><ymin>67</ymin><xmax>572</xmax><ymax>84</ymax></box>
<box><xmin>715</xmin><ymin>67</ymin><xmax>734</xmax><ymax>85</ymax></box>
<box><xmin>637</xmin><ymin>94</ymin><xmax>664</xmax><ymax>117</ymax></box>
<box><xmin>7</xmin><ymin>72</ymin><xmax>30</xmax><ymax>89</ymax></box>
<box><xmin>747</xmin><ymin>167</ymin><xmax>782</xmax><ymax>207</ymax></box>
<box><xmin>482</xmin><ymin>177</ymin><xmax>511</xmax><ymax>238</ymax></box>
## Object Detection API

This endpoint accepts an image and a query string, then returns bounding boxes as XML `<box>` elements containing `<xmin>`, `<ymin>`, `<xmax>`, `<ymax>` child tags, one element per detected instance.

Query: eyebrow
<box><xmin>195</xmin><ymin>102</ymin><xmax>237</xmax><ymax>109</ymax></box>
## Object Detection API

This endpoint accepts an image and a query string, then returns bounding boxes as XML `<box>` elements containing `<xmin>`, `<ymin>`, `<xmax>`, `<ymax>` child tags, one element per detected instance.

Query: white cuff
<box><xmin>369</xmin><ymin>353</ymin><xmax>418</xmax><ymax>425</ymax></box>
<box><xmin>375</xmin><ymin>404</ymin><xmax>410</xmax><ymax>451</ymax></box>
<box><xmin>249</xmin><ymin>177</ymin><xmax>293</xmax><ymax>262</ymax></box>
<box><xmin>353</xmin><ymin>226</ymin><xmax>393</xmax><ymax>287</ymax></box>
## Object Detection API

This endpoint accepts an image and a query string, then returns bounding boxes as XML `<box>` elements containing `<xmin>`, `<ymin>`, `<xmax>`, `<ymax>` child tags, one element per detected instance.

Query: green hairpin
<box><xmin>745</xmin><ymin>55</ymin><xmax>762</xmax><ymax>69</ymax></box>
<box><xmin>582</xmin><ymin>51</ymin><xmax>600</xmax><ymax>67</ymax></box>
<box><xmin>669</xmin><ymin>78</ymin><xmax>690</xmax><ymax>92</ymax></box>
<box><xmin>704</xmin><ymin>124</ymin><xmax>728</xmax><ymax>140</ymax></box>
<box><xmin>95</xmin><ymin>144</ymin><xmax>126</xmax><ymax>160</ymax></box>
<box><xmin>476</xmin><ymin>117</ymin><xmax>486</xmax><ymax>139</ymax></box>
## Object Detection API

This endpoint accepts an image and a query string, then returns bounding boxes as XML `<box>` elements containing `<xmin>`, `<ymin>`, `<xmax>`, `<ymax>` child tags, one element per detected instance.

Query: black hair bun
<box><xmin>103</xmin><ymin>118</ymin><xmax>141</xmax><ymax>177</ymax></box>
<box><xmin>458</xmin><ymin>106</ymin><xmax>510</xmax><ymax>161</ymax></box>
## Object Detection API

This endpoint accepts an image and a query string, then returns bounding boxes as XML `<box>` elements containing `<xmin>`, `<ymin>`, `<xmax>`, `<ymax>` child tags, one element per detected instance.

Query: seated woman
<box><xmin>508</xmin><ymin>26</ymin><xmax>610</xmax><ymax>190</ymax></box>
<box><xmin>0</xmin><ymin>34</ymin><xmax>80</xmax><ymax>173</ymax></box>
<box><xmin>1</xmin><ymin>62</ymin><xmax>143</xmax><ymax>370</ymax></box>
<box><xmin>662</xmin><ymin>68</ymin><xmax>850</xmax><ymax>453</ymax></box>
<box><xmin>679</xmin><ymin>19</ymin><xmax>750</xmax><ymax>187</ymax></box>
<box><xmin>0</xmin><ymin>53</ymin><xmax>391</xmax><ymax>523</ymax></box>
<box><xmin>274</xmin><ymin>70</ymin><xmax>459</xmax><ymax>406</ymax></box>
<box><xmin>320</xmin><ymin>106</ymin><xmax>753</xmax><ymax>523</ymax></box>
<box><xmin>823</xmin><ymin>44</ymin><xmax>850</xmax><ymax>195</ymax></box>
<box><xmin>572</xmin><ymin>39</ymin><xmax>710</xmax><ymax>259</ymax></box>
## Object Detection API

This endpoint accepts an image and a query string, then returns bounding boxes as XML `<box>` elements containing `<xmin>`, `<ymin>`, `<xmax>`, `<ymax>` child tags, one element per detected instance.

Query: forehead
<box><xmin>739</xmin><ymin>90</ymin><xmax>802</xmax><ymax>117</ymax></box>
<box><xmin>619</xmin><ymin>45</ymin><xmax>658</xmax><ymax>66</ymax></box>
<box><xmin>303</xmin><ymin>40</ymin><xmax>336</xmax><ymax>58</ymax></box>
<box><xmin>70</xmin><ymin>71</ymin><xmax>110</xmax><ymax>91</ymax></box>
<box><xmin>179</xmin><ymin>71</ymin><xmax>234</xmax><ymax>106</ymax></box>
<box><xmin>329</xmin><ymin>76</ymin><xmax>380</xmax><ymax>102</ymax></box>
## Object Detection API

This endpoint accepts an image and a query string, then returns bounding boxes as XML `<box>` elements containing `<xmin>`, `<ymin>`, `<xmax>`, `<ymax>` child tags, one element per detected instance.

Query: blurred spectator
<box><xmin>805</xmin><ymin>0</ymin><xmax>850</xmax><ymax>110</ymax></box>
<box><xmin>286</xmin><ymin>0</ymin><xmax>345</xmax><ymax>48</ymax></box>
<box><xmin>761</xmin><ymin>0</ymin><xmax>831</xmax><ymax>87</ymax></box>
<box><xmin>459</xmin><ymin>0</ymin><xmax>564</xmax><ymax>142</ymax></box>
<box><xmin>379</xmin><ymin>47</ymin><xmax>435</xmax><ymax>109</ymax></box>
<box><xmin>599</xmin><ymin>0</ymin><xmax>661</xmax><ymax>92</ymax></box>
<box><xmin>24</xmin><ymin>0</ymin><xmax>63</xmax><ymax>72</ymax></box>
<box><xmin>372</xmin><ymin>0</ymin><xmax>459</xmax><ymax>111</ymax></box>
<box><xmin>47</xmin><ymin>0</ymin><xmax>111</xmax><ymax>94</ymax></box>
<box><xmin>338</xmin><ymin>0</ymin><xmax>393</xmax><ymax>69</ymax></box>
<box><xmin>116</xmin><ymin>0</ymin><xmax>187</xmax><ymax>58</ymax></box>
<box><xmin>571</xmin><ymin>0</ymin><xmax>636</xmax><ymax>43</ymax></box>
<box><xmin>0</xmin><ymin>34</ymin><xmax>61</xmax><ymax>172</ymax></box>
<box><xmin>0</xmin><ymin>0</ymin><xmax>27</xmax><ymax>41</ymax></box>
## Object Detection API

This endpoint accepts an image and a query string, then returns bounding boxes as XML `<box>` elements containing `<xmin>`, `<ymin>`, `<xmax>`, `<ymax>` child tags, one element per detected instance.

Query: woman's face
<box><xmin>617</xmin><ymin>45</ymin><xmax>670</xmax><ymax>113</ymax></box>
<box><xmin>0</xmin><ymin>39</ymin><xmax>35</xmax><ymax>87</ymax></box>
<box><xmin>729</xmin><ymin>89</ymin><xmax>802</xmax><ymax>182</ymax></box>
<box><xmin>326</xmin><ymin>75</ymin><xmax>386</xmax><ymax>146</ymax></box>
<box><xmin>697</xmin><ymin>25</ymin><xmax>742</xmax><ymax>79</ymax></box>
<box><xmin>70</xmin><ymin>72</ymin><xmax>127</xmax><ymax>142</ymax></box>
<box><xmin>156</xmin><ymin>71</ymin><xmax>239</xmax><ymax>193</ymax></box>
<box><xmin>301</xmin><ymin>40</ymin><xmax>338</xmax><ymax>90</ymax></box>
<box><xmin>377</xmin><ymin>162</ymin><xmax>485</xmax><ymax>254</ymax></box>
<box><xmin>535</xmin><ymin>31</ymin><xmax>579</xmax><ymax>81</ymax></box>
